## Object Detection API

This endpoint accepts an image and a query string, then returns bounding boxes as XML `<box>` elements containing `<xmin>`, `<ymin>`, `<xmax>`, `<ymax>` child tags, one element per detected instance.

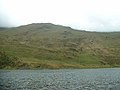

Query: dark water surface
<box><xmin>0</xmin><ymin>68</ymin><xmax>120</xmax><ymax>90</ymax></box>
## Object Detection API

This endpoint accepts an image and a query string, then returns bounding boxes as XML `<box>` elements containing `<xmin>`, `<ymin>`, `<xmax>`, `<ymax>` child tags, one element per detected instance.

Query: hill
<box><xmin>0</xmin><ymin>23</ymin><xmax>120</xmax><ymax>69</ymax></box>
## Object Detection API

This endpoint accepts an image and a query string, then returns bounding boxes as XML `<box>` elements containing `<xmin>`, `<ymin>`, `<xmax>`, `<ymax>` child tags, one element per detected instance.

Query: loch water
<box><xmin>0</xmin><ymin>68</ymin><xmax>120</xmax><ymax>90</ymax></box>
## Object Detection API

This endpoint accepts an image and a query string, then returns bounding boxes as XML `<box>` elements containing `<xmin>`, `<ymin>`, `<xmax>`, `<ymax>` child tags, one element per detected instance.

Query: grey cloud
<box><xmin>87</xmin><ymin>15</ymin><xmax>120</xmax><ymax>32</ymax></box>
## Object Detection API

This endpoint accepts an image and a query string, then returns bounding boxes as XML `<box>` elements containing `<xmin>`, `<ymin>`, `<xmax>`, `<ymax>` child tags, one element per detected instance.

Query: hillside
<box><xmin>0</xmin><ymin>23</ymin><xmax>120</xmax><ymax>69</ymax></box>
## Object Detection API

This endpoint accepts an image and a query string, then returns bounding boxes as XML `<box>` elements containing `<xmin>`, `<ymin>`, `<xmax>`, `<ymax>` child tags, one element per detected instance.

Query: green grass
<box><xmin>0</xmin><ymin>23</ymin><xmax>120</xmax><ymax>69</ymax></box>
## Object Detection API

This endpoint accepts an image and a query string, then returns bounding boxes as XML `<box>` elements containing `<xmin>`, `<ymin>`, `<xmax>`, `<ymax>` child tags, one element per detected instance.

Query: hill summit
<box><xmin>0</xmin><ymin>23</ymin><xmax>120</xmax><ymax>69</ymax></box>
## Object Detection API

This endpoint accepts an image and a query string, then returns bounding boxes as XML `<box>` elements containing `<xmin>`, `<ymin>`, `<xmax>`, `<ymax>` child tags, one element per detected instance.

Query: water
<box><xmin>0</xmin><ymin>68</ymin><xmax>120</xmax><ymax>90</ymax></box>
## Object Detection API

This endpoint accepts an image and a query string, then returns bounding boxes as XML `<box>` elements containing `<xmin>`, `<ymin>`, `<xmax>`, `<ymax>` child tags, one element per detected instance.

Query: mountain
<box><xmin>0</xmin><ymin>23</ymin><xmax>120</xmax><ymax>69</ymax></box>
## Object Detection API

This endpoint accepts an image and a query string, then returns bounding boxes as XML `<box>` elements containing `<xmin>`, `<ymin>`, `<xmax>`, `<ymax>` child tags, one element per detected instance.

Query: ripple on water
<box><xmin>0</xmin><ymin>68</ymin><xmax>120</xmax><ymax>90</ymax></box>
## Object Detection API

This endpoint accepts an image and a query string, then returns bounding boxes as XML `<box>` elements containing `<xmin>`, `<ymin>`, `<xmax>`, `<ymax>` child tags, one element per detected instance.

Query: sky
<box><xmin>0</xmin><ymin>0</ymin><xmax>120</xmax><ymax>32</ymax></box>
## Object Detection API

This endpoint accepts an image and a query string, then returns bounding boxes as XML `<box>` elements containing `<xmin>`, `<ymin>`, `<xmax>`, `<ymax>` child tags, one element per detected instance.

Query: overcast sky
<box><xmin>0</xmin><ymin>0</ymin><xmax>120</xmax><ymax>32</ymax></box>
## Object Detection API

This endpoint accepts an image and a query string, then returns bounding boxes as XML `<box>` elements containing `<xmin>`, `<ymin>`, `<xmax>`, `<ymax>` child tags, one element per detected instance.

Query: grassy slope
<box><xmin>0</xmin><ymin>23</ymin><xmax>120</xmax><ymax>69</ymax></box>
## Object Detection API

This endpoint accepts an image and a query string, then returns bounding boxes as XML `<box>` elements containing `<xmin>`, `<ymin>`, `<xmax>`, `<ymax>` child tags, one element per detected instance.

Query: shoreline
<box><xmin>1</xmin><ymin>65</ymin><xmax>120</xmax><ymax>70</ymax></box>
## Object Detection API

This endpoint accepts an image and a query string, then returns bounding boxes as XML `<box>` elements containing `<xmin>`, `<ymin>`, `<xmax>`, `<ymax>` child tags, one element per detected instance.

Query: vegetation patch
<box><xmin>0</xmin><ymin>23</ymin><xmax>120</xmax><ymax>69</ymax></box>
